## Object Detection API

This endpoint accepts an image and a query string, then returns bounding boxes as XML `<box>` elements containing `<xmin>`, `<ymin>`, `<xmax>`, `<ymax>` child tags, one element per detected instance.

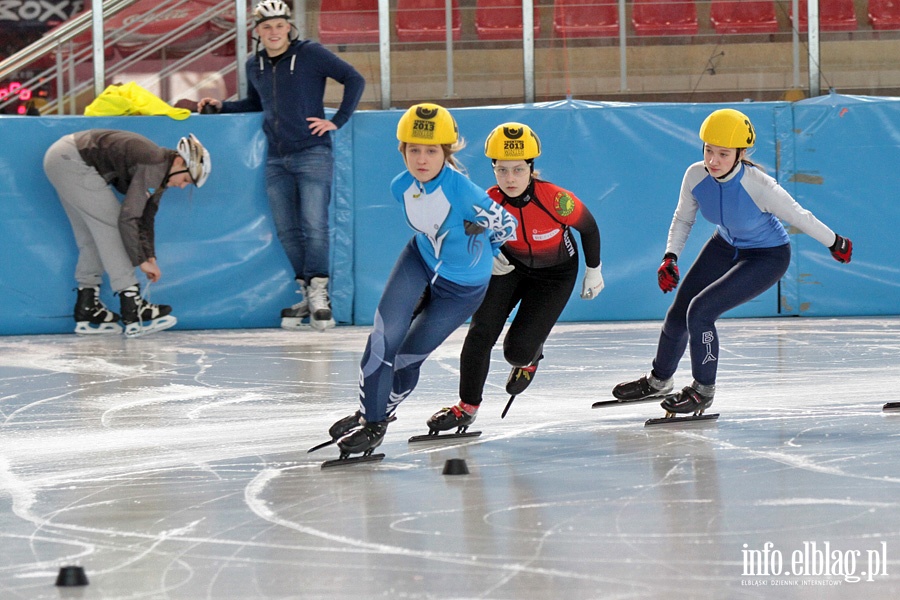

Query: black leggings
<box><xmin>459</xmin><ymin>258</ymin><xmax>578</xmax><ymax>405</ymax></box>
<box><xmin>652</xmin><ymin>234</ymin><xmax>791</xmax><ymax>387</ymax></box>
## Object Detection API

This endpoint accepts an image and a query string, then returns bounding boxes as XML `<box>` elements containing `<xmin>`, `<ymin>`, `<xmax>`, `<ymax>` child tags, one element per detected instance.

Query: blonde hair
<box><xmin>738</xmin><ymin>148</ymin><xmax>765</xmax><ymax>173</ymax></box>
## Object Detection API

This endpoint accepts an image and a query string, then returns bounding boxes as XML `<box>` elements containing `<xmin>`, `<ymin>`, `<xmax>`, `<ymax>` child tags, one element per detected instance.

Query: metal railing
<box><xmin>0</xmin><ymin>0</ymin><xmax>248</xmax><ymax>114</ymax></box>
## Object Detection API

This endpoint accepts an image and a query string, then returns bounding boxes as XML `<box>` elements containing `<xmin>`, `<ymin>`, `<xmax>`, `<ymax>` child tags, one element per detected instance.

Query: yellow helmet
<box><xmin>699</xmin><ymin>108</ymin><xmax>756</xmax><ymax>148</ymax></box>
<box><xmin>396</xmin><ymin>103</ymin><xmax>458</xmax><ymax>145</ymax></box>
<box><xmin>484</xmin><ymin>122</ymin><xmax>541</xmax><ymax>160</ymax></box>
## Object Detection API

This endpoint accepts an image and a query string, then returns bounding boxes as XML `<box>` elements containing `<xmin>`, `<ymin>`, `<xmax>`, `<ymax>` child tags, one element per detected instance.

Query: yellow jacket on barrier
<box><xmin>84</xmin><ymin>82</ymin><xmax>191</xmax><ymax>120</ymax></box>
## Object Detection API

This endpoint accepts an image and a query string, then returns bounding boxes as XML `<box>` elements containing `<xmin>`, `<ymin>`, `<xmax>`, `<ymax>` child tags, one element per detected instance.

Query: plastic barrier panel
<box><xmin>0</xmin><ymin>93</ymin><xmax>894</xmax><ymax>335</ymax></box>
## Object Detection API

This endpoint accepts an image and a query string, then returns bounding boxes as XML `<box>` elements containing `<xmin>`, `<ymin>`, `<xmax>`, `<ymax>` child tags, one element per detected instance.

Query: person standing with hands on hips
<box><xmin>427</xmin><ymin>122</ymin><xmax>603</xmax><ymax>433</ymax></box>
<box><xmin>324</xmin><ymin>104</ymin><xmax>518</xmax><ymax>461</ymax></box>
<box><xmin>43</xmin><ymin>129</ymin><xmax>211</xmax><ymax>338</ymax></box>
<box><xmin>613</xmin><ymin>108</ymin><xmax>853</xmax><ymax>417</ymax></box>
<box><xmin>198</xmin><ymin>0</ymin><xmax>365</xmax><ymax>330</ymax></box>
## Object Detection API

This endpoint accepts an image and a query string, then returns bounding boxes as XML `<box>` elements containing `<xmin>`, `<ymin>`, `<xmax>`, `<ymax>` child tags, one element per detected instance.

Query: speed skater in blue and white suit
<box><xmin>328</xmin><ymin>103</ymin><xmax>518</xmax><ymax>457</ymax></box>
<box><xmin>613</xmin><ymin>108</ymin><xmax>853</xmax><ymax>417</ymax></box>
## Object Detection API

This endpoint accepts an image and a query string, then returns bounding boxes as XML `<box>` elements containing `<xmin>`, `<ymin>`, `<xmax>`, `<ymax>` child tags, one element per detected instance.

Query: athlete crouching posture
<box><xmin>324</xmin><ymin>104</ymin><xmax>517</xmax><ymax>461</ymax></box>
<box><xmin>427</xmin><ymin>122</ymin><xmax>604</xmax><ymax>433</ymax></box>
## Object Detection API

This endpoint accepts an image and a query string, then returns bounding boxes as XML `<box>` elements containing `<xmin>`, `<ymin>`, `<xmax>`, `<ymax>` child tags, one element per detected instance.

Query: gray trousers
<box><xmin>44</xmin><ymin>135</ymin><xmax>138</xmax><ymax>293</ymax></box>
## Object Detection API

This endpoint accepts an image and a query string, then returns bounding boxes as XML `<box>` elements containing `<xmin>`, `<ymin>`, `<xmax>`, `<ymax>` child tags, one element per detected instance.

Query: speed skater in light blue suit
<box><xmin>613</xmin><ymin>108</ymin><xmax>853</xmax><ymax>419</ymax></box>
<box><xmin>327</xmin><ymin>103</ymin><xmax>517</xmax><ymax>459</ymax></box>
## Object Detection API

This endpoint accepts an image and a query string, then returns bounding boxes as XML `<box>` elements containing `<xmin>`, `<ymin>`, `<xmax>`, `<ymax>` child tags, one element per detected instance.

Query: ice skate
<box><xmin>645</xmin><ymin>383</ymin><xmax>719</xmax><ymax>426</ymax></box>
<box><xmin>596</xmin><ymin>374</ymin><xmax>675</xmax><ymax>408</ymax></box>
<box><xmin>73</xmin><ymin>286</ymin><xmax>122</xmax><ymax>335</ymax></box>
<box><xmin>308</xmin><ymin>276</ymin><xmax>335</xmax><ymax>331</ymax></box>
<box><xmin>280</xmin><ymin>278</ymin><xmax>309</xmax><ymax>329</ymax></box>
<box><xmin>501</xmin><ymin>352</ymin><xmax>543</xmax><ymax>418</ymax></box>
<box><xmin>410</xmin><ymin>403</ymin><xmax>482</xmax><ymax>443</ymax></box>
<box><xmin>307</xmin><ymin>411</ymin><xmax>364</xmax><ymax>454</ymax></box>
<box><xmin>320</xmin><ymin>420</ymin><xmax>388</xmax><ymax>468</ymax></box>
<box><xmin>505</xmin><ymin>355</ymin><xmax>542</xmax><ymax>396</ymax></box>
<box><xmin>118</xmin><ymin>285</ymin><xmax>177</xmax><ymax>338</ymax></box>
<box><xmin>612</xmin><ymin>374</ymin><xmax>673</xmax><ymax>400</ymax></box>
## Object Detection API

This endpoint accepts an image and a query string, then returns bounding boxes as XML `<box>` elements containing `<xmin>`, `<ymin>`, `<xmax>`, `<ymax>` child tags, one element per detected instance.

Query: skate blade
<box><xmin>501</xmin><ymin>395</ymin><xmax>516</xmax><ymax>419</ymax></box>
<box><xmin>124</xmin><ymin>315</ymin><xmax>177</xmax><ymax>338</ymax></box>
<box><xmin>280</xmin><ymin>317</ymin><xmax>309</xmax><ymax>330</ymax></box>
<box><xmin>592</xmin><ymin>397</ymin><xmax>663</xmax><ymax>409</ymax></box>
<box><xmin>321</xmin><ymin>453</ymin><xmax>385</xmax><ymax>469</ymax></box>
<box><xmin>883</xmin><ymin>402</ymin><xmax>900</xmax><ymax>411</ymax></box>
<box><xmin>307</xmin><ymin>439</ymin><xmax>336</xmax><ymax>453</ymax></box>
<box><xmin>75</xmin><ymin>321</ymin><xmax>123</xmax><ymax>335</ymax></box>
<box><xmin>644</xmin><ymin>413</ymin><xmax>719</xmax><ymax>427</ymax></box>
<box><xmin>408</xmin><ymin>430</ymin><xmax>482</xmax><ymax>444</ymax></box>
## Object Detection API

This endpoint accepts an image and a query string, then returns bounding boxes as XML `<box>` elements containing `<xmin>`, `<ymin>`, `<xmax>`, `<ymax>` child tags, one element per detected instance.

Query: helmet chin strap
<box><xmin>167</xmin><ymin>169</ymin><xmax>192</xmax><ymax>185</ymax></box>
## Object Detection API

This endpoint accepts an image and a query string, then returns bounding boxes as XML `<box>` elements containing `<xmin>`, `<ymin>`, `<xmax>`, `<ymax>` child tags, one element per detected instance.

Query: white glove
<box><xmin>492</xmin><ymin>252</ymin><xmax>515</xmax><ymax>276</ymax></box>
<box><xmin>581</xmin><ymin>264</ymin><xmax>604</xmax><ymax>300</ymax></box>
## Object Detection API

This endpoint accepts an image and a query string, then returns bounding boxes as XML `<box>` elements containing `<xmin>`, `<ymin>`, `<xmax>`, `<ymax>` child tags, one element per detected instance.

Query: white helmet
<box><xmin>253</xmin><ymin>0</ymin><xmax>291</xmax><ymax>24</ymax></box>
<box><xmin>176</xmin><ymin>133</ymin><xmax>211</xmax><ymax>188</ymax></box>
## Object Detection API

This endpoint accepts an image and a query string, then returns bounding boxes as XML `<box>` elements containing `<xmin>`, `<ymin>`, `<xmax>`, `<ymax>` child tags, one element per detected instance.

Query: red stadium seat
<box><xmin>710</xmin><ymin>0</ymin><xmax>780</xmax><ymax>34</ymax></box>
<box><xmin>868</xmin><ymin>0</ymin><xmax>900</xmax><ymax>29</ymax></box>
<box><xmin>396</xmin><ymin>0</ymin><xmax>462</xmax><ymax>42</ymax></box>
<box><xmin>319</xmin><ymin>0</ymin><xmax>379</xmax><ymax>45</ymax></box>
<box><xmin>475</xmin><ymin>0</ymin><xmax>541</xmax><ymax>40</ymax></box>
<box><xmin>553</xmin><ymin>0</ymin><xmax>619</xmax><ymax>38</ymax></box>
<box><xmin>632</xmin><ymin>0</ymin><xmax>699</xmax><ymax>36</ymax></box>
<box><xmin>791</xmin><ymin>0</ymin><xmax>858</xmax><ymax>31</ymax></box>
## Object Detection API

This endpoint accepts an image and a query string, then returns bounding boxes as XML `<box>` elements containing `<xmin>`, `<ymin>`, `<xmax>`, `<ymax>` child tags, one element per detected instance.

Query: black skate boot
<box><xmin>337</xmin><ymin>420</ymin><xmax>389</xmax><ymax>456</ymax></box>
<box><xmin>427</xmin><ymin>403</ymin><xmax>477</xmax><ymax>433</ymax></box>
<box><xmin>280</xmin><ymin>278</ymin><xmax>309</xmax><ymax>329</ymax></box>
<box><xmin>660</xmin><ymin>383</ymin><xmax>715</xmax><ymax>415</ymax></box>
<box><xmin>118</xmin><ymin>285</ymin><xmax>177</xmax><ymax>338</ymax></box>
<box><xmin>74</xmin><ymin>286</ymin><xmax>122</xmax><ymax>335</ymax></box>
<box><xmin>506</xmin><ymin>354</ymin><xmax>542</xmax><ymax>395</ymax></box>
<box><xmin>329</xmin><ymin>411</ymin><xmax>363</xmax><ymax>440</ymax></box>
<box><xmin>612</xmin><ymin>374</ymin><xmax>674</xmax><ymax>401</ymax></box>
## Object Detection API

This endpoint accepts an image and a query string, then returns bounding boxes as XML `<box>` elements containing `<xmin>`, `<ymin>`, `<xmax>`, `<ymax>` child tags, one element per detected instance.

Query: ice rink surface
<box><xmin>2</xmin><ymin>317</ymin><xmax>899</xmax><ymax>599</ymax></box>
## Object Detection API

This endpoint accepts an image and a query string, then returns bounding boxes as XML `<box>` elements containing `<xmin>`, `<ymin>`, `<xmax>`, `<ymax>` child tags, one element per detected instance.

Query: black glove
<box><xmin>463</xmin><ymin>220</ymin><xmax>485</xmax><ymax>236</ymax></box>
<box><xmin>829</xmin><ymin>234</ymin><xmax>852</xmax><ymax>263</ymax></box>
<box><xmin>657</xmin><ymin>252</ymin><xmax>679</xmax><ymax>293</ymax></box>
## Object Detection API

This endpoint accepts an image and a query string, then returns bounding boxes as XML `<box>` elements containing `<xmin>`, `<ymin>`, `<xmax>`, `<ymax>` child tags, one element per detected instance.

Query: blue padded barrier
<box><xmin>0</xmin><ymin>93</ymin><xmax>895</xmax><ymax>335</ymax></box>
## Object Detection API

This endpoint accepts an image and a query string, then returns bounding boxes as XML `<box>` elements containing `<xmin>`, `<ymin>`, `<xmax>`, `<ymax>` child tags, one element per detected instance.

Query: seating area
<box><xmin>553</xmin><ymin>0</ymin><xmax>620</xmax><ymax>38</ymax></box>
<box><xmin>475</xmin><ymin>0</ymin><xmax>542</xmax><ymax>39</ymax></box>
<box><xmin>869</xmin><ymin>0</ymin><xmax>900</xmax><ymax>29</ymax></box>
<box><xmin>710</xmin><ymin>0</ymin><xmax>780</xmax><ymax>34</ymax></box>
<box><xmin>395</xmin><ymin>0</ymin><xmax>462</xmax><ymax>42</ymax></box>
<box><xmin>319</xmin><ymin>0</ymin><xmax>379</xmax><ymax>44</ymax></box>
<box><xmin>632</xmin><ymin>0</ymin><xmax>699</xmax><ymax>35</ymax></box>
<box><xmin>314</xmin><ymin>0</ymin><xmax>900</xmax><ymax>45</ymax></box>
<box><xmin>791</xmin><ymin>0</ymin><xmax>858</xmax><ymax>31</ymax></box>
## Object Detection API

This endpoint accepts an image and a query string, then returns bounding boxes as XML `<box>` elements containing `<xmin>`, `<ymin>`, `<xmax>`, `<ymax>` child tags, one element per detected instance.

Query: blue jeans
<box><xmin>358</xmin><ymin>239</ymin><xmax>489</xmax><ymax>422</ymax></box>
<box><xmin>652</xmin><ymin>234</ymin><xmax>791</xmax><ymax>387</ymax></box>
<box><xmin>265</xmin><ymin>145</ymin><xmax>334</xmax><ymax>281</ymax></box>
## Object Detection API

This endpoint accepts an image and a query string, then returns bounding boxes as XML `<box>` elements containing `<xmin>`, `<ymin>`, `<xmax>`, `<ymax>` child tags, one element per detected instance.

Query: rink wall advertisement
<box><xmin>0</xmin><ymin>93</ymin><xmax>894</xmax><ymax>334</ymax></box>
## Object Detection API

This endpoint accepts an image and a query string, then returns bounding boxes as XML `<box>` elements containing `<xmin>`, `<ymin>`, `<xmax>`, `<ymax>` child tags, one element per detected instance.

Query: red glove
<box><xmin>829</xmin><ymin>234</ymin><xmax>852</xmax><ymax>263</ymax></box>
<box><xmin>657</xmin><ymin>253</ymin><xmax>679</xmax><ymax>293</ymax></box>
